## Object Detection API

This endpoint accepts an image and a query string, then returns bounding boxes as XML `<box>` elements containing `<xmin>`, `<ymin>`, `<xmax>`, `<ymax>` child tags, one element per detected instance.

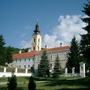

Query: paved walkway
<box><xmin>0</xmin><ymin>82</ymin><xmax>7</xmax><ymax>85</ymax></box>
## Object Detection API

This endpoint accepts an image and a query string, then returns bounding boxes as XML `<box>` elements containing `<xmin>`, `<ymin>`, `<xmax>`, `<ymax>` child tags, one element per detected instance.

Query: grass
<box><xmin>0</xmin><ymin>76</ymin><xmax>90</xmax><ymax>90</ymax></box>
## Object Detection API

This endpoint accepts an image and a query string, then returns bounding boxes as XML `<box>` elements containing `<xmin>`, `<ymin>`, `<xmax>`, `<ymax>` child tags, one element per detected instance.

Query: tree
<box><xmin>80</xmin><ymin>1</ymin><xmax>90</xmax><ymax>69</ymax></box>
<box><xmin>66</xmin><ymin>36</ymin><xmax>80</xmax><ymax>73</ymax></box>
<box><xmin>28</xmin><ymin>76</ymin><xmax>36</xmax><ymax>90</ymax></box>
<box><xmin>0</xmin><ymin>35</ymin><xmax>5</xmax><ymax>65</ymax></box>
<box><xmin>38</xmin><ymin>50</ymin><xmax>50</xmax><ymax>77</ymax></box>
<box><xmin>0</xmin><ymin>35</ymin><xmax>20</xmax><ymax>66</ymax></box>
<box><xmin>7</xmin><ymin>74</ymin><xmax>17</xmax><ymax>90</ymax></box>
<box><xmin>53</xmin><ymin>54</ymin><xmax>61</xmax><ymax>78</ymax></box>
<box><xmin>30</xmin><ymin>65</ymin><xmax>35</xmax><ymax>74</ymax></box>
<box><xmin>6</xmin><ymin>46</ymin><xmax>20</xmax><ymax>54</ymax></box>
<box><xmin>5</xmin><ymin>47</ymin><xmax>13</xmax><ymax>64</ymax></box>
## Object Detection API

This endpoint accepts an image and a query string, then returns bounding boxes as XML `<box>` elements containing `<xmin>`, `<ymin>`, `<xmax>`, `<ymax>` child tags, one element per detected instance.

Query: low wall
<box><xmin>0</xmin><ymin>67</ymin><xmax>32</xmax><ymax>77</ymax></box>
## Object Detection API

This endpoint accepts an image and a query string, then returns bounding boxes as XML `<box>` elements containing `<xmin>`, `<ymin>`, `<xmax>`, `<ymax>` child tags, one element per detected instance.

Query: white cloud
<box><xmin>20</xmin><ymin>15</ymin><xmax>86</xmax><ymax>48</ymax></box>
<box><xmin>20</xmin><ymin>40</ymin><xmax>31</xmax><ymax>48</ymax></box>
<box><xmin>20</xmin><ymin>33</ymin><xmax>27</xmax><ymax>38</ymax></box>
<box><xmin>43</xmin><ymin>15</ymin><xmax>86</xmax><ymax>48</ymax></box>
<box><xmin>25</xmin><ymin>25</ymin><xmax>32</xmax><ymax>30</ymax></box>
<box><xmin>43</xmin><ymin>34</ymin><xmax>62</xmax><ymax>48</ymax></box>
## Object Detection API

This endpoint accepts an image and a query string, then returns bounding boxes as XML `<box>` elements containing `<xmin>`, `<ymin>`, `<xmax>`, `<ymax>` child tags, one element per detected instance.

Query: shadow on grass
<box><xmin>45</xmin><ymin>77</ymin><xmax>90</xmax><ymax>89</ymax></box>
<box><xmin>0</xmin><ymin>87</ymin><xmax>24</xmax><ymax>90</ymax></box>
<box><xmin>0</xmin><ymin>87</ymin><xmax>7</xmax><ymax>90</ymax></box>
<box><xmin>16</xmin><ymin>87</ymin><xmax>24</xmax><ymax>90</ymax></box>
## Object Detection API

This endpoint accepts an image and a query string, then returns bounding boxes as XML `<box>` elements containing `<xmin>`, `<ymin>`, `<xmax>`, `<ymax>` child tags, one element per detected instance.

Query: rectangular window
<box><xmin>33</xmin><ymin>47</ymin><xmax>35</xmax><ymax>50</ymax></box>
<box><xmin>33</xmin><ymin>57</ymin><xmax>35</xmax><ymax>61</ymax></box>
<box><xmin>16</xmin><ymin>60</ymin><xmax>17</xmax><ymax>62</ymax></box>
<box><xmin>19</xmin><ymin>65</ymin><xmax>21</xmax><ymax>68</ymax></box>
<box><xmin>38</xmin><ymin>39</ymin><xmax>40</xmax><ymax>42</ymax></box>
<box><xmin>24</xmin><ymin>65</ymin><xmax>26</xmax><ymax>68</ymax></box>
<box><xmin>20</xmin><ymin>59</ymin><xmax>21</xmax><ymax>62</ymax></box>
<box><xmin>50</xmin><ymin>64</ymin><xmax>52</xmax><ymax>69</ymax></box>
<box><xmin>29</xmin><ymin>58</ymin><xmax>30</xmax><ymax>61</ymax></box>
<box><xmin>51</xmin><ymin>55</ymin><xmax>52</xmax><ymax>60</ymax></box>
<box><xmin>28</xmin><ymin>65</ymin><xmax>30</xmax><ymax>68</ymax></box>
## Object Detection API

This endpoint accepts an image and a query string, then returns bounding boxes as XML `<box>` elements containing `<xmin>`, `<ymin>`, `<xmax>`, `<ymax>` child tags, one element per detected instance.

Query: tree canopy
<box><xmin>80</xmin><ymin>1</ymin><xmax>90</xmax><ymax>68</ymax></box>
<box><xmin>0</xmin><ymin>35</ymin><xmax>20</xmax><ymax>66</ymax></box>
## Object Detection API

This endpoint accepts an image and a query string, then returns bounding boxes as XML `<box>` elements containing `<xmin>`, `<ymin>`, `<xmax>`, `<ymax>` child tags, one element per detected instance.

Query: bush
<box><xmin>28</xmin><ymin>76</ymin><xmax>36</xmax><ymax>90</ymax></box>
<box><xmin>0</xmin><ymin>66</ymin><xmax>4</xmax><ymax>72</ymax></box>
<box><xmin>7</xmin><ymin>74</ymin><xmax>17</xmax><ymax>90</ymax></box>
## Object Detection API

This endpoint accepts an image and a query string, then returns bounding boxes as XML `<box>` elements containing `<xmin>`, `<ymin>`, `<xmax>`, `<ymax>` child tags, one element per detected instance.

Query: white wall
<box><xmin>11</xmin><ymin>50</ymin><xmax>68</xmax><ymax>70</ymax></box>
<box><xmin>0</xmin><ymin>67</ymin><xmax>32</xmax><ymax>77</ymax></box>
<box><xmin>12</xmin><ymin>58</ymin><xmax>34</xmax><ymax>69</ymax></box>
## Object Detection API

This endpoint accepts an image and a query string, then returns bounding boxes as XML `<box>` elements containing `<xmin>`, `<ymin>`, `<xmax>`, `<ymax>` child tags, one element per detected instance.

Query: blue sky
<box><xmin>0</xmin><ymin>0</ymin><xmax>86</xmax><ymax>48</ymax></box>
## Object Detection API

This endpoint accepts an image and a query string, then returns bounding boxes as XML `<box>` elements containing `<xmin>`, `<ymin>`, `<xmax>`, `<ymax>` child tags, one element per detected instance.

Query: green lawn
<box><xmin>0</xmin><ymin>77</ymin><xmax>90</xmax><ymax>90</ymax></box>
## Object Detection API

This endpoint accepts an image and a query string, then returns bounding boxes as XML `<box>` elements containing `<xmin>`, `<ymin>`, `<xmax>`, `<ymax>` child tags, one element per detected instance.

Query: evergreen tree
<box><xmin>66</xmin><ymin>36</ymin><xmax>80</xmax><ymax>73</ymax></box>
<box><xmin>7</xmin><ymin>74</ymin><xmax>17</xmax><ymax>90</ymax></box>
<box><xmin>0</xmin><ymin>35</ymin><xmax>19</xmax><ymax>66</ymax></box>
<box><xmin>30</xmin><ymin>66</ymin><xmax>35</xmax><ymax>74</ymax></box>
<box><xmin>38</xmin><ymin>50</ymin><xmax>50</xmax><ymax>77</ymax></box>
<box><xmin>80</xmin><ymin>1</ymin><xmax>90</xmax><ymax>69</ymax></box>
<box><xmin>28</xmin><ymin>76</ymin><xmax>36</xmax><ymax>90</ymax></box>
<box><xmin>0</xmin><ymin>35</ymin><xmax>5</xmax><ymax>65</ymax></box>
<box><xmin>7</xmin><ymin>46</ymin><xmax>20</xmax><ymax>54</ymax></box>
<box><xmin>53</xmin><ymin>54</ymin><xmax>61</xmax><ymax>78</ymax></box>
<box><xmin>5</xmin><ymin>47</ymin><xmax>12</xmax><ymax>64</ymax></box>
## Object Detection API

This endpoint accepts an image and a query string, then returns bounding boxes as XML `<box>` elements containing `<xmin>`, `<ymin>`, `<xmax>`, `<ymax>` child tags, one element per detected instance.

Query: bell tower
<box><xmin>32</xmin><ymin>23</ymin><xmax>42</xmax><ymax>51</ymax></box>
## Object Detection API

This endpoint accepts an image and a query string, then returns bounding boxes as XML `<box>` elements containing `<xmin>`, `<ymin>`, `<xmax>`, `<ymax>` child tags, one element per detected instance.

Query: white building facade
<box><xmin>11</xmin><ymin>24</ymin><xmax>70</xmax><ymax>73</ymax></box>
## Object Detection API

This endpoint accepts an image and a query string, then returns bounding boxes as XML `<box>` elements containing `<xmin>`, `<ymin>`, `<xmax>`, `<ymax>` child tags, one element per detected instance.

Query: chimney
<box><xmin>45</xmin><ymin>45</ymin><xmax>47</xmax><ymax>48</ymax></box>
<box><xmin>28</xmin><ymin>48</ymin><xmax>31</xmax><ymax>52</ymax></box>
<box><xmin>19</xmin><ymin>50</ymin><xmax>22</xmax><ymax>54</ymax></box>
<box><xmin>60</xmin><ymin>43</ymin><xmax>62</xmax><ymax>47</ymax></box>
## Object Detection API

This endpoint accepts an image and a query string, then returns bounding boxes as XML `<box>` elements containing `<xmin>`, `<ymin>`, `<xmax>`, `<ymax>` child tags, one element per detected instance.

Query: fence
<box><xmin>0</xmin><ymin>67</ymin><xmax>32</xmax><ymax>77</ymax></box>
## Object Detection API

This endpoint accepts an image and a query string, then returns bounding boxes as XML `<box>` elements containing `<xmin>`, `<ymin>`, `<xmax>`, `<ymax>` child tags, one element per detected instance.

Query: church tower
<box><xmin>32</xmin><ymin>23</ymin><xmax>42</xmax><ymax>51</ymax></box>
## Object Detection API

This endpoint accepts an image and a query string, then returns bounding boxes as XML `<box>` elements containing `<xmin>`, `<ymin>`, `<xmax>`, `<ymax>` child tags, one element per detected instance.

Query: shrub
<box><xmin>7</xmin><ymin>74</ymin><xmax>17</xmax><ymax>90</ymax></box>
<box><xmin>28</xmin><ymin>76</ymin><xmax>36</xmax><ymax>90</ymax></box>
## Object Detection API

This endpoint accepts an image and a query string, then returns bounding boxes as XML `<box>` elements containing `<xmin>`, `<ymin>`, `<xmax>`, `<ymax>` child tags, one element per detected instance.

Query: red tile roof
<box><xmin>45</xmin><ymin>46</ymin><xmax>70</xmax><ymax>52</ymax></box>
<box><xmin>12</xmin><ymin>46</ymin><xmax>70</xmax><ymax>60</ymax></box>
<box><xmin>12</xmin><ymin>51</ymin><xmax>39</xmax><ymax>60</ymax></box>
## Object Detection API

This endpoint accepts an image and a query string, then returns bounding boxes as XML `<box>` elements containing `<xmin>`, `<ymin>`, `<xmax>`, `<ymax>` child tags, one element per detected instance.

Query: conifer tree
<box><xmin>30</xmin><ymin>66</ymin><xmax>35</xmax><ymax>74</ymax></box>
<box><xmin>38</xmin><ymin>50</ymin><xmax>50</xmax><ymax>77</ymax></box>
<box><xmin>80</xmin><ymin>1</ymin><xmax>90</xmax><ymax>69</ymax></box>
<box><xmin>7</xmin><ymin>74</ymin><xmax>17</xmax><ymax>90</ymax></box>
<box><xmin>0</xmin><ymin>35</ymin><xmax>19</xmax><ymax>65</ymax></box>
<box><xmin>28</xmin><ymin>76</ymin><xmax>36</xmax><ymax>90</ymax></box>
<box><xmin>0</xmin><ymin>35</ymin><xmax>5</xmax><ymax>65</ymax></box>
<box><xmin>53</xmin><ymin>54</ymin><xmax>61</xmax><ymax>78</ymax></box>
<box><xmin>5</xmin><ymin>47</ymin><xmax>12</xmax><ymax>64</ymax></box>
<box><xmin>66</xmin><ymin>36</ymin><xmax>80</xmax><ymax>73</ymax></box>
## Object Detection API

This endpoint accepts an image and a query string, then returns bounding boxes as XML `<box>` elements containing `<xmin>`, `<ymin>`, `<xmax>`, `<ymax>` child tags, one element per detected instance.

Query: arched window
<box><xmin>33</xmin><ymin>47</ymin><xmax>35</xmax><ymax>50</ymax></box>
<box><xmin>38</xmin><ymin>39</ymin><xmax>40</xmax><ymax>42</ymax></box>
<box><xmin>34</xmin><ymin>38</ymin><xmax>36</xmax><ymax>42</ymax></box>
